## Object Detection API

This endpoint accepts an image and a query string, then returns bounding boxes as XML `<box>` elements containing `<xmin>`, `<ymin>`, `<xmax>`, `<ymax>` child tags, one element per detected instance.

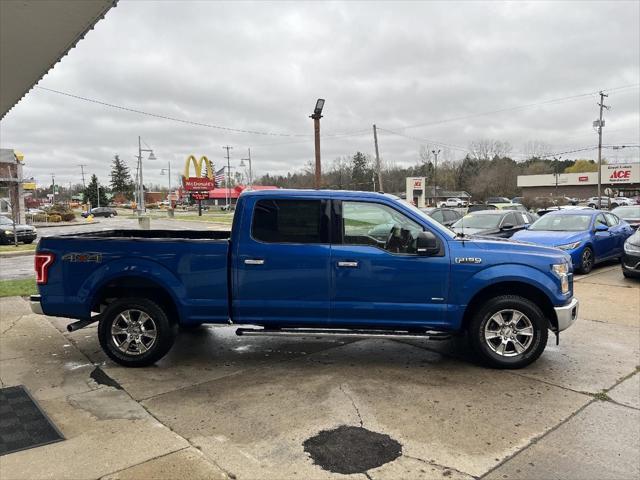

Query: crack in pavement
<box><xmin>339</xmin><ymin>383</ymin><xmax>364</xmax><ymax>427</ymax></box>
<box><xmin>402</xmin><ymin>454</ymin><xmax>476</xmax><ymax>479</ymax></box>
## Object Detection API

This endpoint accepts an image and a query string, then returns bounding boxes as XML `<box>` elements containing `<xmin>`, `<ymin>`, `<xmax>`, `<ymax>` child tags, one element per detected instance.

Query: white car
<box><xmin>615</xmin><ymin>197</ymin><xmax>636</xmax><ymax>206</ymax></box>
<box><xmin>587</xmin><ymin>197</ymin><xmax>632</xmax><ymax>208</ymax></box>
<box><xmin>439</xmin><ymin>197</ymin><xmax>467</xmax><ymax>208</ymax></box>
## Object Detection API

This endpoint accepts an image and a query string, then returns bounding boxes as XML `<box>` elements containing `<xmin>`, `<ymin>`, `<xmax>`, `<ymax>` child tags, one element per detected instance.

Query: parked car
<box><xmin>486</xmin><ymin>197</ymin><xmax>511</xmax><ymax>204</ymax></box>
<box><xmin>512</xmin><ymin>210</ymin><xmax>634</xmax><ymax>274</ymax></box>
<box><xmin>438</xmin><ymin>197</ymin><xmax>467</xmax><ymax>208</ymax></box>
<box><xmin>0</xmin><ymin>216</ymin><xmax>37</xmax><ymax>244</ymax></box>
<box><xmin>420</xmin><ymin>207</ymin><xmax>463</xmax><ymax>227</ymax></box>
<box><xmin>450</xmin><ymin>210</ymin><xmax>536</xmax><ymax>238</ymax></box>
<box><xmin>467</xmin><ymin>203</ymin><xmax>498</xmax><ymax>212</ymax></box>
<box><xmin>614</xmin><ymin>197</ymin><xmax>636</xmax><ymax>206</ymax></box>
<box><xmin>31</xmin><ymin>189</ymin><xmax>578</xmax><ymax>369</ymax></box>
<box><xmin>81</xmin><ymin>207</ymin><xmax>118</xmax><ymax>218</ymax></box>
<box><xmin>586</xmin><ymin>197</ymin><xmax>616</xmax><ymax>209</ymax></box>
<box><xmin>500</xmin><ymin>204</ymin><xmax>529</xmax><ymax>212</ymax></box>
<box><xmin>536</xmin><ymin>205</ymin><xmax>593</xmax><ymax>217</ymax></box>
<box><xmin>611</xmin><ymin>205</ymin><xmax>640</xmax><ymax>230</ymax></box>
<box><xmin>511</xmin><ymin>197</ymin><xmax>524</xmax><ymax>204</ymax></box>
<box><xmin>622</xmin><ymin>229</ymin><xmax>640</xmax><ymax>279</ymax></box>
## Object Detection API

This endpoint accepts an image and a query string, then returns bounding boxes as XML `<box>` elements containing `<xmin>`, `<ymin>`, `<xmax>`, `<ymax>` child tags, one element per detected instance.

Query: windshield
<box><xmin>529</xmin><ymin>214</ymin><xmax>592</xmax><ymax>231</ymax></box>
<box><xmin>452</xmin><ymin>213</ymin><xmax>503</xmax><ymax>229</ymax></box>
<box><xmin>612</xmin><ymin>206</ymin><xmax>640</xmax><ymax>220</ymax></box>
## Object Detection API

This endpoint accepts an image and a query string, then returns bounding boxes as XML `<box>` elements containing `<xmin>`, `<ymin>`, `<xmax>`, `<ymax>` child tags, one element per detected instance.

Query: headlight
<box><xmin>552</xmin><ymin>263</ymin><xmax>570</xmax><ymax>294</ymax></box>
<box><xmin>31</xmin><ymin>227</ymin><xmax>37</xmax><ymax>233</ymax></box>
<box><xmin>624</xmin><ymin>242</ymin><xmax>640</xmax><ymax>254</ymax></box>
<box><xmin>4</xmin><ymin>230</ymin><xmax>12</xmax><ymax>235</ymax></box>
<box><xmin>556</xmin><ymin>241</ymin><xmax>581</xmax><ymax>250</ymax></box>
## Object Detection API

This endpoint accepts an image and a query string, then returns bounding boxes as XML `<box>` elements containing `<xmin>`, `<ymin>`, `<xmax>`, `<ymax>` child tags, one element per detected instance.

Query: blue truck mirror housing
<box><xmin>417</xmin><ymin>231</ymin><xmax>439</xmax><ymax>256</ymax></box>
<box><xmin>595</xmin><ymin>224</ymin><xmax>609</xmax><ymax>232</ymax></box>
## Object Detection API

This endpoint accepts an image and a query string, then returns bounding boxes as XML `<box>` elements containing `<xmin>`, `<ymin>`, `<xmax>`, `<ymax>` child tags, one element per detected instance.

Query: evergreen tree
<box><xmin>110</xmin><ymin>155</ymin><xmax>133</xmax><ymax>199</ymax></box>
<box><xmin>351</xmin><ymin>152</ymin><xmax>372</xmax><ymax>190</ymax></box>
<box><xmin>83</xmin><ymin>174</ymin><xmax>109</xmax><ymax>208</ymax></box>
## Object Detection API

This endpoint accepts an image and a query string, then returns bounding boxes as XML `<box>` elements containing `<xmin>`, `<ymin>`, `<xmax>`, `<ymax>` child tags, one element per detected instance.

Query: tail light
<box><xmin>35</xmin><ymin>253</ymin><xmax>55</xmax><ymax>284</ymax></box>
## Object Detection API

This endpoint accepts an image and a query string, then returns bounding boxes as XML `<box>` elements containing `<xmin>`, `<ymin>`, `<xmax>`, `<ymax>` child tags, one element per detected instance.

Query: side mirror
<box><xmin>595</xmin><ymin>224</ymin><xmax>609</xmax><ymax>232</ymax></box>
<box><xmin>416</xmin><ymin>231</ymin><xmax>439</xmax><ymax>256</ymax></box>
<box><xmin>501</xmin><ymin>223</ymin><xmax>514</xmax><ymax>230</ymax></box>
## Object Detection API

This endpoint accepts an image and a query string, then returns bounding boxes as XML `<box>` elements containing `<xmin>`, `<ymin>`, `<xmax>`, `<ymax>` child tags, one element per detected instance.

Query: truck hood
<box><xmin>455</xmin><ymin>235</ymin><xmax>569</xmax><ymax>260</ymax></box>
<box><xmin>510</xmin><ymin>230</ymin><xmax>585</xmax><ymax>247</ymax></box>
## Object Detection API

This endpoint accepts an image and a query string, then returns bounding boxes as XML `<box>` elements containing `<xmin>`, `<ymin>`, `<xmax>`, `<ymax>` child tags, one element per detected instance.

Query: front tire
<box><xmin>578</xmin><ymin>246</ymin><xmax>594</xmax><ymax>274</ymax></box>
<box><xmin>98</xmin><ymin>298</ymin><xmax>177</xmax><ymax>367</ymax></box>
<box><xmin>468</xmin><ymin>295</ymin><xmax>548</xmax><ymax>369</ymax></box>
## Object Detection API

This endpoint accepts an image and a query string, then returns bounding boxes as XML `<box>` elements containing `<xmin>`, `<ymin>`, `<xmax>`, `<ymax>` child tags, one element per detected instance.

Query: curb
<box><xmin>32</xmin><ymin>220</ymin><xmax>101</xmax><ymax>229</ymax></box>
<box><xmin>0</xmin><ymin>250</ymin><xmax>35</xmax><ymax>258</ymax></box>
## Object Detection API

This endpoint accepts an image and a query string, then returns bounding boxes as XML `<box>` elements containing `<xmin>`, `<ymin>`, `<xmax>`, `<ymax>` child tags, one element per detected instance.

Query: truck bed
<box><xmin>37</xmin><ymin>229</ymin><xmax>231</xmax><ymax>324</ymax></box>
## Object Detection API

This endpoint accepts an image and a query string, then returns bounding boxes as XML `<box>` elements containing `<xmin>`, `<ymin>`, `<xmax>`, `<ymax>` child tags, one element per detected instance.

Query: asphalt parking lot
<box><xmin>0</xmin><ymin>261</ymin><xmax>638</xmax><ymax>479</ymax></box>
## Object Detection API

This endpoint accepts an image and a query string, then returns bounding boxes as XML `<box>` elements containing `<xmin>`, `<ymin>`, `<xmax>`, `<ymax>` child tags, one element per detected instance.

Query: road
<box><xmin>0</xmin><ymin>216</ymin><xmax>229</xmax><ymax>281</ymax></box>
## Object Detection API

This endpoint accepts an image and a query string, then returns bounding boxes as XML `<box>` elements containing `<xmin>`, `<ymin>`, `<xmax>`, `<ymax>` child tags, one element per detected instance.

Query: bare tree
<box><xmin>469</xmin><ymin>139</ymin><xmax>512</xmax><ymax>161</ymax></box>
<box><xmin>523</xmin><ymin>140</ymin><xmax>552</xmax><ymax>160</ymax></box>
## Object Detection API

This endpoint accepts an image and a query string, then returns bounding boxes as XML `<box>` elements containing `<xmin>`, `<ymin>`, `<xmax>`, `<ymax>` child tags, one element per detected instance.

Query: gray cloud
<box><xmin>1</xmin><ymin>0</ymin><xmax>638</xmax><ymax>188</ymax></box>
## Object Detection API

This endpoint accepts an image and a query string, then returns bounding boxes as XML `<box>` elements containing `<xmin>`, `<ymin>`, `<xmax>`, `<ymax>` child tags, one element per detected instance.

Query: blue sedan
<box><xmin>511</xmin><ymin>209</ymin><xmax>634</xmax><ymax>273</ymax></box>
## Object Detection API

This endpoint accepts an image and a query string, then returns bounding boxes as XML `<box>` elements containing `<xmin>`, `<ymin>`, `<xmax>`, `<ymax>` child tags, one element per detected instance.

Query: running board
<box><xmin>235</xmin><ymin>327</ymin><xmax>451</xmax><ymax>340</ymax></box>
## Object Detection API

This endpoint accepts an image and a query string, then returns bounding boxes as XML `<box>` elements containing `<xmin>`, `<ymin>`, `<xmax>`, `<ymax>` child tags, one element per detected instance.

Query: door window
<box><xmin>252</xmin><ymin>199</ymin><xmax>325</xmax><ymax>243</ymax></box>
<box><xmin>595</xmin><ymin>214</ymin><xmax>608</xmax><ymax>229</ymax></box>
<box><xmin>430</xmin><ymin>210</ymin><xmax>444</xmax><ymax>223</ymax></box>
<box><xmin>342</xmin><ymin>201</ymin><xmax>423</xmax><ymax>254</ymax></box>
<box><xmin>501</xmin><ymin>212</ymin><xmax>518</xmax><ymax>227</ymax></box>
<box><xmin>604</xmin><ymin>213</ymin><xmax>619</xmax><ymax>227</ymax></box>
<box><xmin>443</xmin><ymin>210</ymin><xmax>459</xmax><ymax>223</ymax></box>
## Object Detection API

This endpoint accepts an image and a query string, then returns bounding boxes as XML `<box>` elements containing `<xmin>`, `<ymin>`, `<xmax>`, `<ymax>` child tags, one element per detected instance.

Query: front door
<box><xmin>233</xmin><ymin>197</ymin><xmax>331</xmax><ymax>326</ymax></box>
<box><xmin>592</xmin><ymin>213</ymin><xmax>617</xmax><ymax>260</ymax></box>
<box><xmin>330</xmin><ymin>200</ymin><xmax>450</xmax><ymax>330</ymax></box>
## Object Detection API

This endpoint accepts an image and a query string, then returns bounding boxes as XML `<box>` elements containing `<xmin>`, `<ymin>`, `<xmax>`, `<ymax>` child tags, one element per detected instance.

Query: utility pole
<box><xmin>595</xmin><ymin>91</ymin><xmax>609</xmax><ymax>209</ymax></box>
<box><xmin>79</xmin><ymin>164</ymin><xmax>87</xmax><ymax>188</ymax></box>
<box><xmin>431</xmin><ymin>149</ymin><xmax>441</xmax><ymax>206</ymax></box>
<box><xmin>51</xmin><ymin>173</ymin><xmax>56</xmax><ymax>205</ymax></box>
<box><xmin>96</xmin><ymin>181</ymin><xmax>100</xmax><ymax>208</ymax></box>
<box><xmin>553</xmin><ymin>156</ymin><xmax>562</xmax><ymax>196</ymax></box>
<box><xmin>223</xmin><ymin>146</ymin><xmax>233</xmax><ymax>211</ymax></box>
<box><xmin>373</xmin><ymin>124</ymin><xmax>383</xmax><ymax>192</ymax></box>
<box><xmin>136</xmin><ymin>136</ymin><xmax>156</xmax><ymax>214</ymax></box>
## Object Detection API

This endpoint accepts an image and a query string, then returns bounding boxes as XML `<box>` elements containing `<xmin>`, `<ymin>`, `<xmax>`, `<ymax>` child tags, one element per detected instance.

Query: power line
<box><xmin>388</xmin><ymin>84</ymin><xmax>639</xmax><ymax>132</ymax></box>
<box><xmin>376</xmin><ymin>127</ymin><xmax>468</xmax><ymax>152</ymax></box>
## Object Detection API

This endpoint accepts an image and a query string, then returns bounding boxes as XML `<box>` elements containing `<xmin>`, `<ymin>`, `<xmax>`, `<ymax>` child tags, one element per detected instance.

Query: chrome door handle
<box><xmin>244</xmin><ymin>259</ymin><xmax>265</xmax><ymax>265</ymax></box>
<box><xmin>337</xmin><ymin>261</ymin><xmax>359</xmax><ymax>268</ymax></box>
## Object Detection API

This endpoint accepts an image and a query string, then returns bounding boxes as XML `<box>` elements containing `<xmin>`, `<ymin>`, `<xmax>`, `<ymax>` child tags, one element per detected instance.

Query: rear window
<box><xmin>252</xmin><ymin>199</ymin><xmax>325</xmax><ymax>243</ymax></box>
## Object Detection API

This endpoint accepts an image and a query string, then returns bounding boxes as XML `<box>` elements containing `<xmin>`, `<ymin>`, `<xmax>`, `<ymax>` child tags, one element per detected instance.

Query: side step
<box><xmin>235</xmin><ymin>327</ymin><xmax>451</xmax><ymax>340</ymax></box>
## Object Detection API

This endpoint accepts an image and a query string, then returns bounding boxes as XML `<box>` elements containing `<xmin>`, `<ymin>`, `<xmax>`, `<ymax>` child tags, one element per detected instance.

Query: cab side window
<box><xmin>594</xmin><ymin>214</ymin><xmax>608</xmax><ymax>229</ymax></box>
<box><xmin>252</xmin><ymin>199</ymin><xmax>325</xmax><ymax>243</ymax></box>
<box><xmin>342</xmin><ymin>201</ymin><xmax>423</xmax><ymax>254</ymax></box>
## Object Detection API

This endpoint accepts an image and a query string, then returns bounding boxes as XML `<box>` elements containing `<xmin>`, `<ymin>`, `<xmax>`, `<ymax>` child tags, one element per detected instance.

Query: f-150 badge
<box><xmin>62</xmin><ymin>252</ymin><xmax>102</xmax><ymax>263</ymax></box>
<box><xmin>455</xmin><ymin>257</ymin><xmax>482</xmax><ymax>264</ymax></box>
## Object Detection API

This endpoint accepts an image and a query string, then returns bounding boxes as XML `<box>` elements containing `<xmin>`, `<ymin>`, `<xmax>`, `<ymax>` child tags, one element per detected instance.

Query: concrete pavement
<box><xmin>0</xmin><ymin>265</ymin><xmax>638</xmax><ymax>479</ymax></box>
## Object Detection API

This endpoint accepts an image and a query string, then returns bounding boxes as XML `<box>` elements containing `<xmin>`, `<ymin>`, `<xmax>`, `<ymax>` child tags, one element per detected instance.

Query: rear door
<box><xmin>330</xmin><ymin>199</ymin><xmax>450</xmax><ymax>329</ymax></box>
<box><xmin>233</xmin><ymin>197</ymin><xmax>331</xmax><ymax>326</ymax></box>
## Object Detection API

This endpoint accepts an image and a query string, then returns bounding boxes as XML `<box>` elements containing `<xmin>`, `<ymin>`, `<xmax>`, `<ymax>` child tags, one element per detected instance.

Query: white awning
<box><xmin>0</xmin><ymin>0</ymin><xmax>118</xmax><ymax>118</ymax></box>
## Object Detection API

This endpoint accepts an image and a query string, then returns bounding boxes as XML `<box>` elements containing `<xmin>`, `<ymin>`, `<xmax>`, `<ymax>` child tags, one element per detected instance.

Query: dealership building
<box><xmin>517</xmin><ymin>163</ymin><xmax>640</xmax><ymax>199</ymax></box>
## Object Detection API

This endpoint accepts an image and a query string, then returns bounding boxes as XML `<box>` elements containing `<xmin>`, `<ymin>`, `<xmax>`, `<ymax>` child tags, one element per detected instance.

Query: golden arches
<box><xmin>183</xmin><ymin>155</ymin><xmax>213</xmax><ymax>180</ymax></box>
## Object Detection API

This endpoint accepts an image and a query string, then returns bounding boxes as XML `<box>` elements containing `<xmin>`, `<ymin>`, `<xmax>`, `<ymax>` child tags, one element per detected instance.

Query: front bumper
<box><xmin>554</xmin><ymin>297</ymin><xmax>579</xmax><ymax>331</ymax></box>
<box><xmin>622</xmin><ymin>251</ymin><xmax>640</xmax><ymax>274</ymax></box>
<box><xmin>30</xmin><ymin>295</ymin><xmax>43</xmax><ymax>315</ymax></box>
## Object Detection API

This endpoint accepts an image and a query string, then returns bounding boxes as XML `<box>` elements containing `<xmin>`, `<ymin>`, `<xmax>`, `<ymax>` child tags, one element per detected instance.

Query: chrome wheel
<box><xmin>111</xmin><ymin>309</ymin><xmax>158</xmax><ymax>356</ymax></box>
<box><xmin>483</xmin><ymin>309</ymin><xmax>534</xmax><ymax>357</ymax></box>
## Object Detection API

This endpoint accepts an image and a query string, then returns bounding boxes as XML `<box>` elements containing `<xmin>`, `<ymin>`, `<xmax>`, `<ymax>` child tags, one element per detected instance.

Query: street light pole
<box><xmin>160</xmin><ymin>161</ymin><xmax>172</xmax><ymax>207</ymax></box>
<box><xmin>310</xmin><ymin>99</ymin><xmax>325</xmax><ymax>189</ymax></box>
<box><xmin>431</xmin><ymin>149</ymin><xmax>441</xmax><ymax>206</ymax></box>
<box><xmin>240</xmin><ymin>148</ymin><xmax>252</xmax><ymax>190</ymax></box>
<box><xmin>595</xmin><ymin>91</ymin><xmax>609</xmax><ymax>209</ymax></box>
<box><xmin>137</xmin><ymin>136</ymin><xmax>156</xmax><ymax>214</ymax></box>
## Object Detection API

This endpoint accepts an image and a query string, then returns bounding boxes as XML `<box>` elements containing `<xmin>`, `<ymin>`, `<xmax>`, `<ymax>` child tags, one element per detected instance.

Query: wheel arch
<box><xmin>91</xmin><ymin>276</ymin><xmax>181</xmax><ymax>325</ymax></box>
<box><xmin>462</xmin><ymin>281</ymin><xmax>557</xmax><ymax>332</ymax></box>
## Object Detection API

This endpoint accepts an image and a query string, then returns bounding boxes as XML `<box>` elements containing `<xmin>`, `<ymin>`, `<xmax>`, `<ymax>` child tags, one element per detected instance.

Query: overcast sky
<box><xmin>1</xmin><ymin>0</ymin><xmax>639</xmax><ymax>188</ymax></box>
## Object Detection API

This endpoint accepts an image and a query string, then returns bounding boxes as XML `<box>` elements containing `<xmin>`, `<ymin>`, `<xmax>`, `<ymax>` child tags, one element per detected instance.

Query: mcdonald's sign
<box><xmin>182</xmin><ymin>155</ymin><xmax>215</xmax><ymax>191</ymax></box>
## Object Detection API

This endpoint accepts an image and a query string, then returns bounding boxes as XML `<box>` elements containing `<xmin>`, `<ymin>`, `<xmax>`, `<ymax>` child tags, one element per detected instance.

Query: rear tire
<box><xmin>578</xmin><ymin>247</ymin><xmax>594</xmax><ymax>274</ymax></box>
<box><xmin>98</xmin><ymin>297</ymin><xmax>177</xmax><ymax>367</ymax></box>
<box><xmin>468</xmin><ymin>295</ymin><xmax>548</xmax><ymax>369</ymax></box>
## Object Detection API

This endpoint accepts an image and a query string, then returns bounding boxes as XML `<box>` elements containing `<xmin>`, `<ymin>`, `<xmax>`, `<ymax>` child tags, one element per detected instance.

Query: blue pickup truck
<box><xmin>31</xmin><ymin>190</ymin><xmax>578</xmax><ymax>369</ymax></box>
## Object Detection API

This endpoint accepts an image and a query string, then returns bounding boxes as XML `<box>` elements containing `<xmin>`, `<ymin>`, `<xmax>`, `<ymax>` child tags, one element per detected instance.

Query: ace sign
<box><xmin>606</xmin><ymin>164</ymin><xmax>638</xmax><ymax>184</ymax></box>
